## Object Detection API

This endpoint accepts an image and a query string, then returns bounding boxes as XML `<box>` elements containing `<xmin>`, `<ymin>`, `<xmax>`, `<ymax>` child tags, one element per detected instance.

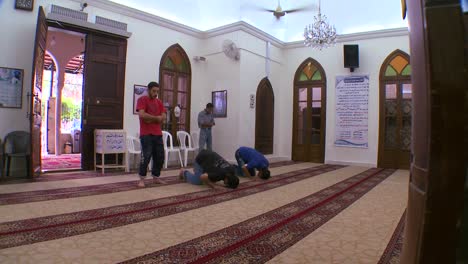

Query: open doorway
<box><xmin>40</xmin><ymin>28</ymin><xmax>85</xmax><ymax>172</ymax></box>
<box><xmin>30</xmin><ymin>7</ymin><xmax>128</xmax><ymax>176</ymax></box>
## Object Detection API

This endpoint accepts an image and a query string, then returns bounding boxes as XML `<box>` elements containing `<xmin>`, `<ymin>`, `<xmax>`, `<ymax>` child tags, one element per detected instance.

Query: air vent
<box><xmin>95</xmin><ymin>16</ymin><xmax>127</xmax><ymax>31</ymax></box>
<box><xmin>49</xmin><ymin>5</ymin><xmax>88</xmax><ymax>21</ymax></box>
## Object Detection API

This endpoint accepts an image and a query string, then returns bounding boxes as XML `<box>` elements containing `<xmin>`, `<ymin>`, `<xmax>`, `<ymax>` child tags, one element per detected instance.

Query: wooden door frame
<box><xmin>401</xmin><ymin>1</ymin><xmax>466</xmax><ymax>262</ymax></box>
<box><xmin>158</xmin><ymin>44</ymin><xmax>192</xmax><ymax>138</ymax></box>
<box><xmin>291</xmin><ymin>58</ymin><xmax>327</xmax><ymax>162</ymax></box>
<box><xmin>30</xmin><ymin>6</ymin><xmax>48</xmax><ymax>177</ymax></box>
<box><xmin>377</xmin><ymin>50</ymin><xmax>411</xmax><ymax>168</ymax></box>
<box><xmin>255</xmin><ymin>77</ymin><xmax>274</xmax><ymax>154</ymax></box>
<box><xmin>81</xmin><ymin>34</ymin><xmax>127</xmax><ymax>170</ymax></box>
<box><xmin>40</xmin><ymin>20</ymin><xmax>129</xmax><ymax>171</ymax></box>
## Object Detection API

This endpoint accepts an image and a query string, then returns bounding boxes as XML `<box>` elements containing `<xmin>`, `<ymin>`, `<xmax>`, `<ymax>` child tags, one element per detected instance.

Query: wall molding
<box><xmin>203</xmin><ymin>21</ymin><xmax>285</xmax><ymax>48</ymax></box>
<box><xmin>68</xmin><ymin>0</ymin><xmax>202</xmax><ymax>37</ymax></box>
<box><xmin>285</xmin><ymin>27</ymin><xmax>409</xmax><ymax>49</ymax></box>
<box><xmin>69</xmin><ymin>0</ymin><xmax>408</xmax><ymax>48</ymax></box>
<box><xmin>47</xmin><ymin>12</ymin><xmax>132</xmax><ymax>37</ymax></box>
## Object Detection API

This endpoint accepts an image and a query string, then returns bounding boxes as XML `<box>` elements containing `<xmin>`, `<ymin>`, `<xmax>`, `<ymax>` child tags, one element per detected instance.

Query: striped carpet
<box><xmin>378</xmin><ymin>212</ymin><xmax>406</xmax><ymax>264</ymax></box>
<box><xmin>0</xmin><ymin>162</ymin><xmax>409</xmax><ymax>263</ymax></box>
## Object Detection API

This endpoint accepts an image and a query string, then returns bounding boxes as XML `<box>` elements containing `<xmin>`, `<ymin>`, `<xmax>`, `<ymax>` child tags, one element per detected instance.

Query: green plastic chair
<box><xmin>3</xmin><ymin>131</ymin><xmax>31</xmax><ymax>178</ymax></box>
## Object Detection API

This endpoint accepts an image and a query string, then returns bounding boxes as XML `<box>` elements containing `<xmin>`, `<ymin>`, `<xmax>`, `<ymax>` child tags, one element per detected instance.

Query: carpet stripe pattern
<box><xmin>0</xmin><ymin>162</ymin><xmax>408</xmax><ymax>264</ymax></box>
<box><xmin>378</xmin><ymin>211</ymin><xmax>406</xmax><ymax>264</ymax></box>
<box><xmin>1</xmin><ymin>160</ymin><xmax>298</xmax><ymax>183</ymax></box>
<box><xmin>0</xmin><ymin>164</ymin><xmax>321</xmax><ymax>206</ymax></box>
<box><xmin>0</xmin><ymin>165</ymin><xmax>343</xmax><ymax>249</ymax></box>
<box><xmin>120</xmin><ymin>168</ymin><xmax>395</xmax><ymax>263</ymax></box>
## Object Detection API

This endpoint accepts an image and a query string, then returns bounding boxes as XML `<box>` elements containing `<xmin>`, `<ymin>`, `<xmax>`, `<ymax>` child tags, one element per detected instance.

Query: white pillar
<box><xmin>55</xmin><ymin>69</ymin><xmax>65</xmax><ymax>155</ymax></box>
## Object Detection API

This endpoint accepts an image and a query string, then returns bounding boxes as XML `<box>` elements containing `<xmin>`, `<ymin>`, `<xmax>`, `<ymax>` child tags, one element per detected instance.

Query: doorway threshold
<box><xmin>42</xmin><ymin>168</ymin><xmax>83</xmax><ymax>174</ymax></box>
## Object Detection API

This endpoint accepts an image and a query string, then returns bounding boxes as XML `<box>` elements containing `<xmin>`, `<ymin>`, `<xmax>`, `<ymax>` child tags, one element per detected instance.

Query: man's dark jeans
<box><xmin>139</xmin><ymin>135</ymin><xmax>164</xmax><ymax>178</ymax></box>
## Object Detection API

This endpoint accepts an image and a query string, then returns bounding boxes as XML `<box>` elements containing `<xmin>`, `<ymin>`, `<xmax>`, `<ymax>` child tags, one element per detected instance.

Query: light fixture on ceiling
<box><xmin>303</xmin><ymin>0</ymin><xmax>337</xmax><ymax>50</ymax></box>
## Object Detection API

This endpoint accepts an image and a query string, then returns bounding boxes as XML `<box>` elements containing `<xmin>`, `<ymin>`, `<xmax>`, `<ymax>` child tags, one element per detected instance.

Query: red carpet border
<box><xmin>1</xmin><ymin>160</ymin><xmax>299</xmax><ymax>183</ymax></box>
<box><xmin>0</xmin><ymin>161</ymin><xmax>303</xmax><ymax>205</ymax></box>
<box><xmin>0</xmin><ymin>164</ymin><xmax>343</xmax><ymax>249</ymax></box>
<box><xmin>120</xmin><ymin>168</ymin><xmax>396</xmax><ymax>264</ymax></box>
<box><xmin>35</xmin><ymin>170</ymin><xmax>134</xmax><ymax>182</ymax></box>
<box><xmin>378</xmin><ymin>211</ymin><xmax>406</xmax><ymax>264</ymax></box>
<box><xmin>0</xmin><ymin>176</ymin><xmax>180</xmax><ymax>205</ymax></box>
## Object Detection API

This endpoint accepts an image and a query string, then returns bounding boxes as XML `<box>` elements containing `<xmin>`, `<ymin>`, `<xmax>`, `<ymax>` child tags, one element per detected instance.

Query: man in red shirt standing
<box><xmin>136</xmin><ymin>81</ymin><xmax>167</xmax><ymax>187</ymax></box>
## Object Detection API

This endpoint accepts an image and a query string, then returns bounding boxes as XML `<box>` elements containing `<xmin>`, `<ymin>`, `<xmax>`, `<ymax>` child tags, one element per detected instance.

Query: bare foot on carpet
<box><xmin>153</xmin><ymin>177</ymin><xmax>167</xmax><ymax>184</ymax></box>
<box><xmin>137</xmin><ymin>180</ymin><xmax>145</xmax><ymax>188</ymax></box>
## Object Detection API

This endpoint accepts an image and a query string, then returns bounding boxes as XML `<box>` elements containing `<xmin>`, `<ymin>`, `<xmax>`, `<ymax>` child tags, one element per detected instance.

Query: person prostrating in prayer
<box><xmin>179</xmin><ymin>149</ymin><xmax>239</xmax><ymax>190</ymax></box>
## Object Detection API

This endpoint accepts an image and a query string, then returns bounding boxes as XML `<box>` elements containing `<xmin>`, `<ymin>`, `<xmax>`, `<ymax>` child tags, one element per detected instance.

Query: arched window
<box><xmin>378</xmin><ymin>50</ymin><xmax>412</xmax><ymax>169</ymax></box>
<box><xmin>255</xmin><ymin>77</ymin><xmax>274</xmax><ymax>154</ymax></box>
<box><xmin>159</xmin><ymin>44</ymin><xmax>192</xmax><ymax>138</ymax></box>
<box><xmin>292</xmin><ymin>58</ymin><xmax>326</xmax><ymax>162</ymax></box>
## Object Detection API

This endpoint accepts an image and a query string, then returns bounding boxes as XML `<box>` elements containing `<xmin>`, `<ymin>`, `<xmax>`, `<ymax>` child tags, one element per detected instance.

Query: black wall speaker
<box><xmin>344</xmin><ymin>45</ymin><xmax>359</xmax><ymax>70</ymax></box>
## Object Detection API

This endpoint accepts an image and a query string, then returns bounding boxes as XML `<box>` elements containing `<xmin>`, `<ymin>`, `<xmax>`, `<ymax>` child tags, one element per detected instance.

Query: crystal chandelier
<box><xmin>303</xmin><ymin>0</ymin><xmax>337</xmax><ymax>49</ymax></box>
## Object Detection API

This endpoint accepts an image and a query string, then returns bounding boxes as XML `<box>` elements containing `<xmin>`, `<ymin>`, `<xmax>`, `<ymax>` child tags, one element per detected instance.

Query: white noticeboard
<box><xmin>95</xmin><ymin>129</ymin><xmax>126</xmax><ymax>153</ymax></box>
<box><xmin>94</xmin><ymin>129</ymin><xmax>127</xmax><ymax>174</ymax></box>
<box><xmin>334</xmin><ymin>75</ymin><xmax>369</xmax><ymax>148</ymax></box>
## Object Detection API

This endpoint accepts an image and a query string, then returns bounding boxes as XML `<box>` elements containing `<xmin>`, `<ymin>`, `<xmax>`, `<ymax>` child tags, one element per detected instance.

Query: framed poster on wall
<box><xmin>133</xmin><ymin>84</ymin><xmax>148</xmax><ymax>114</ymax></box>
<box><xmin>212</xmin><ymin>90</ymin><xmax>227</xmax><ymax>118</ymax></box>
<box><xmin>0</xmin><ymin>67</ymin><xmax>23</xmax><ymax>108</ymax></box>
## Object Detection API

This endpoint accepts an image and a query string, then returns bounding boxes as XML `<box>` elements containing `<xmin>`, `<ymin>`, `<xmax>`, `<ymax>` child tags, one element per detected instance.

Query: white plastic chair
<box><xmin>190</xmin><ymin>131</ymin><xmax>200</xmax><ymax>149</ymax></box>
<box><xmin>126</xmin><ymin>136</ymin><xmax>141</xmax><ymax>172</ymax></box>
<box><xmin>177</xmin><ymin>131</ymin><xmax>199</xmax><ymax>167</ymax></box>
<box><xmin>162</xmin><ymin>131</ymin><xmax>183</xmax><ymax>168</ymax></box>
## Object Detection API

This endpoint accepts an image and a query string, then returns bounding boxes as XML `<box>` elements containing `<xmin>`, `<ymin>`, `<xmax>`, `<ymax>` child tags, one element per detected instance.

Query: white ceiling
<box><xmin>108</xmin><ymin>0</ymin><xmax>408</xmax><ymax>42</ymax></box>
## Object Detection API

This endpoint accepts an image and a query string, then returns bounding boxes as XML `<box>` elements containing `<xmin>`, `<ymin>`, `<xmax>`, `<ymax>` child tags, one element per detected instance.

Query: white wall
<box><xmin>195</xmin><ymin>30</ymin><xmax>287</xmax><ymax>162</ymax></box>
<box><xmin>283</xmin><ymin>36</ymin><xmax>410</xmax><ymax>166</ymax></box>
<box><xmin>238</xmin><ymin>32</ymin><xmax>286</xmax><ymax>160</ymax></box>
<box><xmin>0</xmin><ymin>0</ymin><xmax>203</xmax><ymax>138</ymax></box>
<box><xmin>197</xmin><ymin>32</ymin><xmax>241</xmax><ymax>160</ymax></box>
<box><xmin>120</xmin><ymin>12</ymin><xmax>202</xmax><ymax>139</ymax></box>
<box><xmin>0</xmin><ymin>0</ymin><xmax>38</xmax><ymax>139</ymax></box>
<box><xmin>0</xmin><ymin>0</ymin><xmax>204</xmax><ymax>171</ymax></box>
<box><xmin>0</xmin><ymin>0</ymin><xmax>410</xmax><ymax>170</ymax></box>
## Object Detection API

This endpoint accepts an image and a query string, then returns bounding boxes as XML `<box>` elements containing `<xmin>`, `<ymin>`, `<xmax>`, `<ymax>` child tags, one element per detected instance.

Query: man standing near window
<box><xmin>198</xmin><ymin>103</ymin><xmax>215</xmax><ymax>151</ymax></box>
<box><xmin>136</xmin><ymin>81</ymin><xmax>167</xmax><ymax>188</ymax></box>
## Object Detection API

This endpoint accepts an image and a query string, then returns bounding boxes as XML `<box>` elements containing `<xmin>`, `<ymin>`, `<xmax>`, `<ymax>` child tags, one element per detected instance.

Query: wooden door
<box><xmin>159</xmin><ymin>44</ymin><xmax>191</xmax><ymax>139</ymax></box>
<box><xmin>255</xmin><ymin>77</ymin><xmax>274</xmax><ymax>154</ymax></box>
<box><xmin>378</xmin><ymin>51</ymin><xmax>412</xmax><ymax>169</ymax></box>
<box><xmin>461</xmin><ymin>12</ymin><xmax>468</xmax><ymax>262</ymax></box>
<box><xmin>401</xmin><ymin>0</ymin><xmax>466</xmax><ymax>263</ymax></box>
<box><xmin>292</xmin><ymin>59</ymin><xmax>326</xmax><ymax>163</ymax></box>
<box><xmin>30</xmin><ymin>6</ymin><xmax>48</xmax><ymax>176</ymax></box>
<box><xmin>160</xmin><ymin>70</ymin><xmax>190</xmax><ymax>136</ymax></box>
<box><xmin>82</xmin><ymin>34</ymin><xmax>127</xmax><ymax>170</ymax></box>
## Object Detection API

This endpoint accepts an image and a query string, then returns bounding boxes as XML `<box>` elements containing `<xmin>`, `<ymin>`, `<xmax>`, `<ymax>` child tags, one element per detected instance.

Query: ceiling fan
<box><xmin>262</xmin><ymin>0</ymin><xmax>315</xmax><ymax>20</ymax></box>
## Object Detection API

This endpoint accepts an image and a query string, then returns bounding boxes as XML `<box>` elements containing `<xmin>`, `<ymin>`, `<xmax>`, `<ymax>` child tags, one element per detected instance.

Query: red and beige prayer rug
<box><xmin>0</xmin><ymin>162</ymin><xmax>408</xmax><ymax>263</ymax></box>
<box><xmin>41</xmin><ymin>154</ymin><xmax>82</xmax><ymax>171</ymax></box>
<box><xmin>378</xmin><ymin>211</ymin><xmax>406</xmax><ymax>264</ymax></box>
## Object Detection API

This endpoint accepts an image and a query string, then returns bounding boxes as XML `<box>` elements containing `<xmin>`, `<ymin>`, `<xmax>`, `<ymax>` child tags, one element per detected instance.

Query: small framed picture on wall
<box><xmin>0</xmin><ymin>67</ymin><xmax>24</xmax><ymax>108</ymax></box>
<box><xmin>133</xmin><ymin>84</ymin><xmax>147</xmax><ymax>114</ymax></box>
<box><xmin>212</xmin><ymin>90</ymin><xmax>227</xmax><ymax>118</ymax></box>
<box><xmin>15</xmin><ymin>0</ymin><xmax>34</xmax><ymax>11</ymax></box>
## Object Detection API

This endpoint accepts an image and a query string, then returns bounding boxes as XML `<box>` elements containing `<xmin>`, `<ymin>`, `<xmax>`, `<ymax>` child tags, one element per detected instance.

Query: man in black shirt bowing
<box><xmin>179</xmin><ymin>149</ymin><xmax>239</xmax><ymax>189</ymax></box>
